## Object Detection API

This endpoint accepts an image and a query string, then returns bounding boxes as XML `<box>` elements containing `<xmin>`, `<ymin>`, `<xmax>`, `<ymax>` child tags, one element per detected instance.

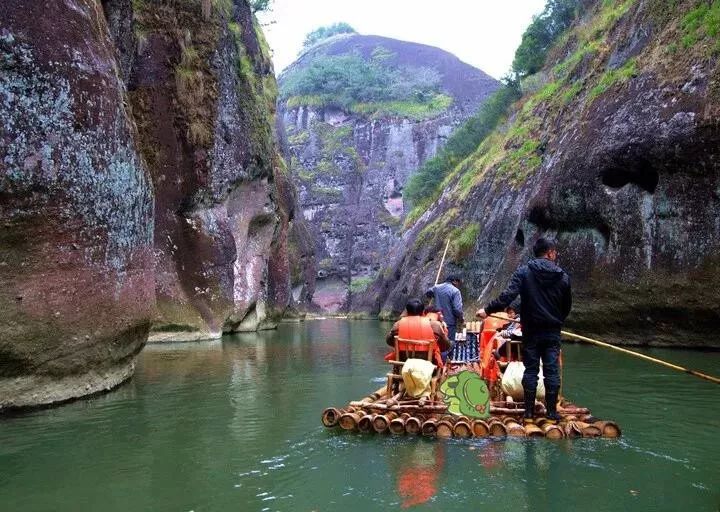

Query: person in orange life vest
<box><xmin>385</xmin><ymin>299</ymin><xmax>452</xmax><ymax>364</ymax></box>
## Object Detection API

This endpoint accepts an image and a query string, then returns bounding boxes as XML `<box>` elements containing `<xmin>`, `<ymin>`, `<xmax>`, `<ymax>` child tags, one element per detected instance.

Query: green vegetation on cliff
<box><xmin>302</xmin><ymin>22</ymin><xmax>357</xmax><ymax>49</ymax></box>
<box><xmin>512</xmin><ymin>0</ymin><xmax>585</xmax><ymax>77</ymax></box>
<box><xmin>404</xmin><ymin>83</ymin><xmax>521</xmax><ymax>217</ymax></box>
<box><xmin>280</xmin><ymin>40</ymin><xmax>452</xmax><ymax>119</ymax></box>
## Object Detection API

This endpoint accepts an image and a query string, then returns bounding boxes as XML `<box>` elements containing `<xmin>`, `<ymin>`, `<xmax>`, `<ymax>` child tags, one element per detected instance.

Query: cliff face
<box><xmin>0</xmin><ymin>0</ymin><xmax>154</xmax><ymax>408</ymax></box>
<box><xmin>367</xmin><ymin>0</ymin><xmax>720</xmax><ymax>347</ymax></box>
<box><xmin>279</xmin><ymin>35</ymin><xmax>499</xmax><ymax>312</ymax></box>
<box><xmin>119</xmin><ymin>0</ymin><xmax>295</xmax><ymax>340</ymax></box>
<box><xmin>0</xmin><ymin>0</ymin><xmax>297</xmax><ymax>409</ymax></box>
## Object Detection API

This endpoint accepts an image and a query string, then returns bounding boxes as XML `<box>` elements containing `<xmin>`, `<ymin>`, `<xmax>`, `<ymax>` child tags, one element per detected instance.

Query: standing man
<box><xmin>476</xmin><ymin>238</ymin><xmax>571</xmax><ymax>424</ymax></box>
<box><xmin>426</xmin><ymin>275</ymin><xmax>464</xmax><ymax>351</ymax></box>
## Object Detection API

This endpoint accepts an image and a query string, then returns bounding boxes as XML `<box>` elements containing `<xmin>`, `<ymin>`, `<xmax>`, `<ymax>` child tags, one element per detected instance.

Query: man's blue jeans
<box><xmin>442</xmin><ymin>325</ymin><xmax>457</xmax><ymax>363</ymax></box>
<box><xmin>521</xmin><ymin>331</ymin><xmax>561</xmax><ymax>394</ymax></box>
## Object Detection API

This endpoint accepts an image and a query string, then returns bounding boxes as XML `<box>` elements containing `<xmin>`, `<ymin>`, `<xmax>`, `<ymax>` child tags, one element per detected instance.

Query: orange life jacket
<box><xmin>480</xmin><ymin>316</ymin><xmax>509</xmax><ymax>381</ymax></box>
<box><xmin>396</xmin><ymin>316</ymin><xmax>443</xmax><ymax>367</ymax></box>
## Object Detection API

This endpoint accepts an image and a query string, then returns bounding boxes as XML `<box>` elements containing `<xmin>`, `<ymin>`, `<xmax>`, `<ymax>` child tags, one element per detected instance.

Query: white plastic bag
<box><xmin>501</xmin><ymin>361</ymin><xmax>545</xmax><ymax>400</ymax></box>
<box><xmin>401</xmin><ymin>359</ymin><xmax>436</xmax><ymax>398</ymax></box>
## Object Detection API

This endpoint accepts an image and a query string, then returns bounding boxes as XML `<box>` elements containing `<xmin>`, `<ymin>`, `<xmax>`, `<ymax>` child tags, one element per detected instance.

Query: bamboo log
<box><xmin>577</xmin><ymin>421</ymin><xmax>602</xmax><ymax>438</ymax></box>
<box><xmin>321</xmin><ymin>407</ymin><xmax>342</xmax><ymax>428</ymax></box>
<box><xmin>594</xmin><ymin>420</ymin><xmax>621</xmax><ymax>438</ymax></box>
<box><xmin>339</xmin><ymin>411</ymin><xmax>362</xmax><ymax>431</ymax></box>
<box><xmin>358</xmin><ymin>414</ymin><xmax>376</xmax><ymax>433</ymax></box>
<box><xmin>389</xmin><ymin>417</ymin><xmax>407</xmax><ymax>435</ymax></box>
<box><xmin>436</xmin><ymin>419</ymin><xmax>455</xmax><ymax>438</ymax></box>
<box><xmin>501</xmin><ymin>416</ymin><xmax>519</xmax><ymax>425</ymax></box>
<box><xmin>559</xmin><ymin>407</ymin><xmax>590</xmax><ymax>415</ymax></box>
<box><xmin>405</xmin><ymin>416</ymin><xmax>423</xmax><ymax>435</ymax></box>
<box><xmin>505</xmin><ymin>420</ymin><xmax>526</xmax><ymax>437</ymax></box>
<box><xmin>360</xmin><ymin>386</ymin><xmax>389</xmax><ymax>403</ymax></box>
<box><xmin>542</xmin><ymin>423</ymin><xmax>565</xmax><ymax>439</ymax></box>
<box><xmin>471</xmin><ymin>419</ymin><xmax>490</xmax><ymax>437</ymax></box>
<box><xmin>524</xmin><ymin>423</ymin><xmax>545</xmax><ymax>438</ymax></box>
<box><xmin>488</xmin><ymin>419</ymin><xmax>508</xmax><ymax>437</ymax></box>
<box><xmin>421</xmin><ymin>418</ymin><xmax>438</xmax><ymax>437</ymax></box>
<box><xmin>564</xmin><ymin>421</ymin><xmax>583</xmax><ymax>438</ymax></box>
<box><xmin>453</xmin><ymin>420</ymin><xmax>473</xmax><ymax>438</ymax></box>
<box><xmin>373</xmin><ymin>412</ymin><xmax>398</xmax><ymax>433</ymax></box>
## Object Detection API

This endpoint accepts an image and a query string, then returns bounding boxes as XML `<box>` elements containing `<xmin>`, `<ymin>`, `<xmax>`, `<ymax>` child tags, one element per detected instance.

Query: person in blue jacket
<box><xmin>426</xmin><ymin>275</ymin><xmax>464</xmax><ymax>357</ymax></box>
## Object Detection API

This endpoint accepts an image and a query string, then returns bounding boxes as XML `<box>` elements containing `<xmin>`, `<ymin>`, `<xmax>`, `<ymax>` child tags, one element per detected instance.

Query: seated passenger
<box><xmin>423</xmin><ymin>306</ymin><xmax>448</xmax><ymax>336</ymax></box>
<box><xmin>386</xmin><ymin>299</ymin><xmax>452</xmax><ymax>364</ymax></box>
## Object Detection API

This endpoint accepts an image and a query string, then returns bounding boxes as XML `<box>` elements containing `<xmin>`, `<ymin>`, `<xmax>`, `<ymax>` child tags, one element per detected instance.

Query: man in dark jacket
<box><xmin>425</xmin><ymin>275</ymin><xmax>464</xmax><ymax>349</ymax></box>
<box><xmin>476</xmin><ymin>238</ymin><xmax>571</xmax><ymax>424</ymax></box>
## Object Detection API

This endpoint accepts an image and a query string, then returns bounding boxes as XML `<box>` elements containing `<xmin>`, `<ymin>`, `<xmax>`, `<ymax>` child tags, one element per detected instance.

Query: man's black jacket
<box><xmin>486</xmin><ymin>258</ymin><xmax>572</xmax><ymax>333</ymax></box>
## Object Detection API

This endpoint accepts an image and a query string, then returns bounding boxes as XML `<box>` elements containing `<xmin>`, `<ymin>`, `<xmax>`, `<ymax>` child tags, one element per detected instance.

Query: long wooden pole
<box><xmin>434</xmin><ymin>239</ymin><xmax>451</xmax><ymax>286</ymax></box>
<box><xmin>486</xmin><ymin>314</ymin><xmax>720</xmax><ymax>385</ymax></box>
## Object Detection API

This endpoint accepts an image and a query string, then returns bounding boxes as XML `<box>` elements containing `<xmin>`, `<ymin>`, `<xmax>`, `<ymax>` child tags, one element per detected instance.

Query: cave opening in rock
<box><xmin>515</xmin><ymin>229</ymin><xmax>525</xmax><ymax>247</ymax></box>
<box><xmin>600</xmin><ymin>157</ymin><xmax>659</xmax><ymax>193</ymax></box>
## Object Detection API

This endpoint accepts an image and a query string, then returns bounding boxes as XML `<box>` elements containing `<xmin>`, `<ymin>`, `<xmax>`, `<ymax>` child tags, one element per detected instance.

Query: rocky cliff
<box><xmin>0</xmin><ymin>0</ymin><xmax>297</xmax><ymax>409</ymax></box>
<box><xmin>365</xmin><ymin>0</ymin><xmax>720</xmax><ymax>347</ymax></box>
<box><xmin>279</xmin><ymin>34</ymin><xmax>499</xmax><ymax>312</ymax></box>
<box><xmin>0</xmin><ymin>0</ymin><xmax>154</xmax><ymax>408</ymax></box>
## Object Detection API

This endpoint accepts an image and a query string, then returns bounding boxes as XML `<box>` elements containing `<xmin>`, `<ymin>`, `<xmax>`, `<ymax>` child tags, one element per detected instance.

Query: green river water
<box><xmin>1</xmin><ymin>319</ymin><xmax>718</xmax><ymax>511</ymax></box>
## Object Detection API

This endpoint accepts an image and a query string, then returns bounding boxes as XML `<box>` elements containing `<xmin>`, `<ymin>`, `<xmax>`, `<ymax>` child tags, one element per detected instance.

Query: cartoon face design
<box><xmin>440</xmin><ymin>370</ymin><xmax>491</xmax><ymax>419</ymax></box>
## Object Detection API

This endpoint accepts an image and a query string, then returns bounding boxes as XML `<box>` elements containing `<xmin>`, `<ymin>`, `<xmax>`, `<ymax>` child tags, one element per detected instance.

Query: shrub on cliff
<box><xmin>302</xmin><ymin>22</ymin><xmax>357</xmax><ymax>49</ymax></box>
<box><xmin>280</xmin><ymin>49</ymin><xmax>448</xmax><ymax>118</ymax></box>
<box><xmin>404</xmin><ymin>81</ymin><xmax>521</xmax><ymax>209</ymax></box>
<box><xmin>512</xmin><ymin>0</ymin><xmax>584</xmax><ymax>77</ymax></box>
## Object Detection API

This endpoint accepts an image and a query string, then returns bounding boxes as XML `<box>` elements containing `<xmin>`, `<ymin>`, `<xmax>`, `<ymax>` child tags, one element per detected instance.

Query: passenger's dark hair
<box><xmin>445</xmin><ymin>274</ymin><xmax>461</xmax><ymax>284</ymax></box>
<box><xmin>533</xmin><ymin>237</ymin><xmax>557</xmax><ymax>257</ymax></box>
<box><xmin>406</xmin><ymin>299</ymin><xmax>424</xmax><ymax>316</ymax></box>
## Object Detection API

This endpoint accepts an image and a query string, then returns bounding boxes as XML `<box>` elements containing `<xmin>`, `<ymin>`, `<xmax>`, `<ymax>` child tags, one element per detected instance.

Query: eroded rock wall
<box><xmin>280</xmin><ymin>36</ymin><xmax>499</xmax><ymax>312</ymax></box>
<box><xmin>0</xmin><ymin>0</ymin><xmax>154</xmax><ymax>408</ymax></box>
<box><xmin>366</xmin><ymin>0</ymin><xmax>720</xmax><ymax>346</ymax></box>
<box><xmin>128</xmin><ymin>0</ymin><xmax>294</xmax><ymax>340</ymax></box>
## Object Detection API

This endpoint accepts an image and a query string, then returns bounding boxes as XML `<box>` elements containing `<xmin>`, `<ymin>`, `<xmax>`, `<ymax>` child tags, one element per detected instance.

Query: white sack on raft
<box><xmin>501</xmin><ymin>361</ymin><xmax>545</xmax><ymax>400</ymax></box>
<box><xmin>401</xmin><ymin>359</ymin><xmax>436</xmax><ymax>398</ymax></box>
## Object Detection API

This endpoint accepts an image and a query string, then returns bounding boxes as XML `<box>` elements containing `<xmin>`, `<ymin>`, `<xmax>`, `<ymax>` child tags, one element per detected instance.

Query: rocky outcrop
<box><xmin>0</xmin><ymin>0</ymin><xmax>154</xmax><ymax>408</ymax></box>
<box><xmin>0</xmin><ymin>0</ymin><xmax>300</xmax><ymax>409</ymax></box>
<box><xmin>279</xmin><ymin>35</ymin><xmax>499</xmax><ymax>312</ymax></box>
<box><xmin>127</xmin><ymin>0</ymin><xmax>295</xmax><ymax>340</ymax></box>
<box><xmin>366</xmin><ymin>0</ymin><xmax>720</xmax><ymax>347</ymax></box>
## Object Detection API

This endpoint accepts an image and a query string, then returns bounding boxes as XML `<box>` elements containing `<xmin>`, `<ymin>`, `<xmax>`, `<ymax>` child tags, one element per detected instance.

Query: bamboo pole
<box><xmin>485</xmin><ymin>314</ymin><xmax>720</xmax><ymax>385</ymax></box>
<box><xmin>321</xmin><ymin>407</ymin><xmax>342</xmax><ymax>428</ymax></box>
<box><xmin>593</xmin><ymin>420</ymin><xmax>621</xmax><ymax>438</ymax></box>
<box><xmin>421</xmin><ymin>418</ymin><xmax>438</xmax><ymax>437</ymax></box>
<box><xmin>453</xmin><ymin>420</ymin><xmax>473</xmax><ymax>438</ymax></box>
<box><xmin>389</xmin><ymin>417</ymin><xmax>407</xmax><ymax>435</ymax></box>
<box><xmin>471</xmin><ymin>419</ymin><xmax>490</xmax><ymax>437</ymax></box>
<box><xmin>434</xmin><ymin>239</ymin><xmax>451</xmax><ymax>286</ymax></box>
<box><xmin>436</xmin><ymin>419</ymin><xmax>454</xmax><ymax>438</ymax></box>
<box><xmin>405</xmin><ymin>416</ymin><xmax>423</xmax><ymax>435</ymax></box>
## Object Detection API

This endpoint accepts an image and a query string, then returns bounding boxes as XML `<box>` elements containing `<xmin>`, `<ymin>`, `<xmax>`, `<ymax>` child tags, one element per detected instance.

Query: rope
<box><xmin>485</xmin><ymin>314</ymin><xmax>720</xmax><ymax>385</ymax></box>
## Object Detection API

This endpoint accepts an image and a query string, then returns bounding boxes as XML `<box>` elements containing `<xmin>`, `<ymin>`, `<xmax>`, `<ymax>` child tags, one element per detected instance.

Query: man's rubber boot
<box><xmin>523</xmin><ymin>390</ymin><xmax>536</xmax><ymax>425</ymax></box>
<box><xmin>545</xmin><ymin>390</ymin><xmax>561</xmax><ymax>424</ymax></box>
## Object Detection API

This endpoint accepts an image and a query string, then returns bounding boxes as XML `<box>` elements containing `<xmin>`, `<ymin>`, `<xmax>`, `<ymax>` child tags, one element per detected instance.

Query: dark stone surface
<box><xmin>363</xmin><ymin>2</ymin><xmax>720</xmax><ymax>346</ymax></box>
<box><xmin>279</xmin><ymin>35</ymin><xmax>499</xmax><ymax>312</ymax></box>
<box><xmin>0</xmin><ymin>0</ymin><xmax>154</xmax><ymax>407</ymax></box>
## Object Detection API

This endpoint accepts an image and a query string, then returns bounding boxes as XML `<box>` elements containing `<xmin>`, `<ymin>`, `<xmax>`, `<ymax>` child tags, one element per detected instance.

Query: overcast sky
<box><xmin>258</xmin><ymin>0</ymin><xmax>547</xmax><ymax>79</ymax></box>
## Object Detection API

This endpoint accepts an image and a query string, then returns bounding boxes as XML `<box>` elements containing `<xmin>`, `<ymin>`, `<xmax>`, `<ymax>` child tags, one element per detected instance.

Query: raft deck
<box><xmin>321</xmin><ymin>334</ymin><xmax>621</xmax><ymax>439</ymax></box>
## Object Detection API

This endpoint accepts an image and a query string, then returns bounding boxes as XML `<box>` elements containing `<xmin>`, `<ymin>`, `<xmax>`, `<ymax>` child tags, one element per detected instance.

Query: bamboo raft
<box><xmin>321</xmin><ymin>331</ymin><xmax>622</xmax><ymax>440</ymax></box>
<box><xmin>322</xmin><ymin>391</ymin><xmax>621</xmax><ymax>439</ymax></box>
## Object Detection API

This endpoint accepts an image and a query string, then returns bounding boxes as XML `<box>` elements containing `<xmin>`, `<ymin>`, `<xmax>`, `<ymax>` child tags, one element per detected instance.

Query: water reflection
<box><xmin>390</xmin><ymin>441</ymin><xmax>445</xmax><ymax>508</ymax></box>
